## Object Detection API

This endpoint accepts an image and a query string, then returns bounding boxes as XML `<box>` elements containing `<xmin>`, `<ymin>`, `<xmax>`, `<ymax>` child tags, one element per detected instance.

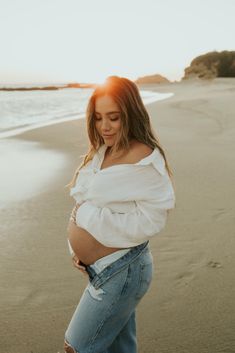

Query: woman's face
<box><xmin>94</xmin><ymin>95</ymin><xmax>122</xmax><ymax>147</ymax></box>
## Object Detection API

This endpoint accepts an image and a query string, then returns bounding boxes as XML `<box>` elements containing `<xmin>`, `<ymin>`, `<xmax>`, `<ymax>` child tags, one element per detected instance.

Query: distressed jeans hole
<box><xmin>64</xmin><ymin>340</ymin><xmax>78</xmax><ymax>353</ymax></box>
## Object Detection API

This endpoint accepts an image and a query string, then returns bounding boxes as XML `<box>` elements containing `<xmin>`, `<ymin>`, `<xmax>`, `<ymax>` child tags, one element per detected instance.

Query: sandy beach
<box><xmin>0</xmin><ymin>78</ymin><xmax>235</xmax><ymax>353</ymax></box>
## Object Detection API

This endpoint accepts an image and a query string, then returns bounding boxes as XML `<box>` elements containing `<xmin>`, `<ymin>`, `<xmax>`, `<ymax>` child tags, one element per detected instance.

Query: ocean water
<box><xmin>0</xmin><ymin>88</ymin><xmax>173</xmax><ymax>138</ymax></box>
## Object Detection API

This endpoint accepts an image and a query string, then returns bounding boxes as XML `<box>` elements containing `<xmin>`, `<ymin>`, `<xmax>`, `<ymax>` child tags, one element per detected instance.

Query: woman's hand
<box><xmin>72</xmin><ymin>254</ymin><xmax>88</xmax><ymax>276</ymax></box>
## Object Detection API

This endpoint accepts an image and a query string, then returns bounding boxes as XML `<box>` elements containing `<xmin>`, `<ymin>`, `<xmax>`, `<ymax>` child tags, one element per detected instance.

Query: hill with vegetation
<box><xmin>183</xmin><ymin>50</ymin><xmax>235</xmax><ymax>79</ymax></box>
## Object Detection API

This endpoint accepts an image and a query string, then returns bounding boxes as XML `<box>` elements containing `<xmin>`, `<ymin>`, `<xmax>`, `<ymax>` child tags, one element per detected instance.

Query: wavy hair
<box><xmin>68</xmin><ymin>75</ymin><xmax>174</xmax><ymax>188</ymax></box>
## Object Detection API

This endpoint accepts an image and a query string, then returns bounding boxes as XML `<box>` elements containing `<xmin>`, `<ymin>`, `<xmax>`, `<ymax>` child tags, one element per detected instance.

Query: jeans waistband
<box><xmin>85</xmin><ymin>241</ymin><xmax>149</xmax><ymax>290</ymax></box>
<box><xmin>90</xmin><ymin>248</ymin><xmax>131</xmax><ymax>274</ymax></box>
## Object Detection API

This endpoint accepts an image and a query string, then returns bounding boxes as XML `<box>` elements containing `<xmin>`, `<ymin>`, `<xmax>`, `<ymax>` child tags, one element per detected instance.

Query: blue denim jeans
<box><xmin>64</xmin><ymin>241</ymin><xmax>153</xmax><ymax>353</ymax></box>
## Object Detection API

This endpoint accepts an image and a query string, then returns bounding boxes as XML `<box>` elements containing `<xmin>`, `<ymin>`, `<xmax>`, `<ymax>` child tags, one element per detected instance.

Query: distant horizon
<box><xmin>0</xmin><ymin>71</ymin><xmax>182</xmax><ymax>86</ymax></box>
<box><xmin>0</xmin><ymin>78</ymin><xmax>179</xmax><ymax>88</ymax></box>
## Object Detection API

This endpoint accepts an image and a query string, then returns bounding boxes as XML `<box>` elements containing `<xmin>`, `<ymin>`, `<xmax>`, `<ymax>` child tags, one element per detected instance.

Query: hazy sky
<box><xmin>0</xmin><ymin>0</ymin><xmax>234</xmax><ymax>84</ymax></box>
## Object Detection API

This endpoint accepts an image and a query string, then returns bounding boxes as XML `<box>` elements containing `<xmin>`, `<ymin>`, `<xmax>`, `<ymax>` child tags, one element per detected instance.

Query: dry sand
<box><xmin>0</xmin><ymin>78</ymin><xmax>235</xmax><ymax>353</ymax></box>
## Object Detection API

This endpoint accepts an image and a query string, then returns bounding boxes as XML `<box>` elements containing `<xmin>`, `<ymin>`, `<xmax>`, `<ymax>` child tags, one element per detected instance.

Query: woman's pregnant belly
<box><xmin>67</xmin><ymin>220</ymin><xmax>123</xmax><ymax>265</ymax></box>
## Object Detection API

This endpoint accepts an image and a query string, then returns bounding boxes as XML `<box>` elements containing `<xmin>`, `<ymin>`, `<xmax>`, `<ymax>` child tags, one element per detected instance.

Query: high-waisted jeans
<box><xmin>64</xmin><ymin>241</ymin><xmax>153</xmax><ymax>353</ymax></box>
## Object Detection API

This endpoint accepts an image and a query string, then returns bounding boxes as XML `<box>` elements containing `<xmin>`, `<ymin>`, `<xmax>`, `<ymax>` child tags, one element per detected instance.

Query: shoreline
<box><xmin>0</xmin><ymin>138</ymin><xmax>68</xmax><ymax>209</ymax></box>
<box><xmin>0</xmin><ymin>88</ymin><xmax>173</xmax><ymax>139</ymax></box>
<box><xmin>1</xmin><ymin>79</ymin><xmax>235</xmax><ymax>353</ymax></box>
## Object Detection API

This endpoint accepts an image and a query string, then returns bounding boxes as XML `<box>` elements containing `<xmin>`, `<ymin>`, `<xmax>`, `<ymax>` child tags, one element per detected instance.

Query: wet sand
<box><xmin>0</xmin><ymin>78</ymin><xmax>235</xmax><ymax>353</ymax></box>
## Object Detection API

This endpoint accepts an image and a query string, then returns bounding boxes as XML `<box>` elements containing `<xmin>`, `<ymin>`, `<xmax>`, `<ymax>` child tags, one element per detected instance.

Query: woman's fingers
<box><xmin>74</xmin><ymin>260</ymin><xmax>85</xmax><ymax>270</ymax></box>
<box><xmin>72</xmin><ymin>256</ymin><xmax>88</xmax><ymax>276</ymax></box>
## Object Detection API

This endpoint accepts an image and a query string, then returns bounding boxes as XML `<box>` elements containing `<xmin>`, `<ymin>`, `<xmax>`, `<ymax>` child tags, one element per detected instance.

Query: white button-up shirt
<box><xmin>70</xmin><ymin>144</ymin><xmax>176</xmax><ymax>248</ymax></box>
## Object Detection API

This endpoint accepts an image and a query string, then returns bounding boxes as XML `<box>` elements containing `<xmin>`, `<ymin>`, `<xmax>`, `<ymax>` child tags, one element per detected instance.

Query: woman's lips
<box><xmin>103</xmin><ymin>134</ymin><xmax>115</xmax><ymax>138</ymax></box>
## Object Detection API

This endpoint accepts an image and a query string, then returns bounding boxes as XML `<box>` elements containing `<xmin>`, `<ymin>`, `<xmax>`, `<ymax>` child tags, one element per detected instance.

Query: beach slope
<box><xmin>0</xmin><ymin>78</ymin><xmax>235</xmax><ymax>353</ymax></box>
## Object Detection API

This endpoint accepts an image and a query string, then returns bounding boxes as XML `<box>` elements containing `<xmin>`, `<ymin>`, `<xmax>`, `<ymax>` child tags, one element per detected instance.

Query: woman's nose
<box><xmin>101</xmin><ymin>120</ymin><xmax>111</xmax><ymax>131</ymax></box>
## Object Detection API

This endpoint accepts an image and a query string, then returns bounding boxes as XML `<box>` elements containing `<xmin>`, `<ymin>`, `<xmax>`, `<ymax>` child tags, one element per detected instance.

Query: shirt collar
<box><xmin>136</xmin><ymin>148</ymin><xmax>166</xmax><ymax>175</ymax></box>
<box><xmin>97</xmin><ymin>144</ymin><xmax>166</xmax><ymax>176</ymax></box>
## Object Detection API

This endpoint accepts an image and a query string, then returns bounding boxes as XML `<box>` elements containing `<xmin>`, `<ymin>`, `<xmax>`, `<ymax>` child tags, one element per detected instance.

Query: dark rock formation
<box><xmin>183</xmin><ymin>50</ymin><xmax>235</xmax><ymax>80</ymax></box>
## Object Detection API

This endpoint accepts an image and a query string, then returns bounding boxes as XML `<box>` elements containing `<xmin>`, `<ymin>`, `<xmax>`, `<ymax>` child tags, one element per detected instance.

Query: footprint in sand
<box><xmin>212</xmin><ymin>208</ymin><xmax>227</xmax><ymax>221</ymax></box>
<box><xmin>175</xmin><ymin>270</ymin><xmax>195</xmax><ymax>286</ymax></box>
<box><xmin>207</xmin><ymin>260</ymin><xmax>222</xmax><ymax>268</ymax></box>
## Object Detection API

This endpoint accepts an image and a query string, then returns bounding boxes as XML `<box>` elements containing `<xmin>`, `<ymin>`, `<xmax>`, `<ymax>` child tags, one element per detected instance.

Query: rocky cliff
<box><xmin>183</xmin><ymin>50</ymin><xmax>235</xmax><ymax>79</ymax></box>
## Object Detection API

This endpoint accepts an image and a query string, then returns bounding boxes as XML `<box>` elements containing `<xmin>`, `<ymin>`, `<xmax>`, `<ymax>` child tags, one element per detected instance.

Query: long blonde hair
<box><xmin>67</xmin><ymin>75</ymin><xmax>174</xmax><ymax>189</ymax></box>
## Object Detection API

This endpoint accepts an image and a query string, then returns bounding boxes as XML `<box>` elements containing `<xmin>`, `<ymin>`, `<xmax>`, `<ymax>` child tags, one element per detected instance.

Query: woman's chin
<box><xmin>104</xmin><ymin>142</ymin><xmax>114</xmax><ymax>147</ymax></box>
<box><xmin>104</xmin><ymin>140</ymin><xmax>115</xmax><ymax>147</ymax></box>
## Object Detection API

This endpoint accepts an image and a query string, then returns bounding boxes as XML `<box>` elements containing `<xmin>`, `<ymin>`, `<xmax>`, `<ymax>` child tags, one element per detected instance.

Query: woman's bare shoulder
<box><xmin>127</xmin><ymin>140</ymin><xmax>154</xmax><ymax>163</ymax></box>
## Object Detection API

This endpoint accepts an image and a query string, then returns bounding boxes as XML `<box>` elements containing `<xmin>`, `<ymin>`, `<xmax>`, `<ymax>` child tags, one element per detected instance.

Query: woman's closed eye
<box><xmin>94</xmin><ymin>115</ymin><xmax>120</xmax><ymax>121</ymax></box>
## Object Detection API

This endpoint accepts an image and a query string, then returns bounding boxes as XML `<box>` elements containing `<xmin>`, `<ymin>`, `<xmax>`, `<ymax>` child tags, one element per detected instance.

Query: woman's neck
<box><xmin>104</xmin><ymin>139</ymin><xmax>136</xmax><ymax>160</ymax></box>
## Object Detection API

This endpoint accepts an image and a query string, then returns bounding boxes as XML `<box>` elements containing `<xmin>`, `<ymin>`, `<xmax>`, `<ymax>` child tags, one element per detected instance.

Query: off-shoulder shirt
<box><xmin>70</xmin><ymin>144</ymin><xmax>175</xmax><ymax>248</ymax></box>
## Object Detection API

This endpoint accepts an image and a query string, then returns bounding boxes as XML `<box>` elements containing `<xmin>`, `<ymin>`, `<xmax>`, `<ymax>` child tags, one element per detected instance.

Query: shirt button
<box><xmin>93</xmin><ymin>168</ymin><xmax>98</xmax><ymax>174</ymax></box>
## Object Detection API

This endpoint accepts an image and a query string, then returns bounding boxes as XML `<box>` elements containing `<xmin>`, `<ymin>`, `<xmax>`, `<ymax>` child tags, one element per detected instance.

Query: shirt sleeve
<box><xmin>75</xmin><ymin>197</ymin><xmax>174</xmax><ymax>247</ymax></box>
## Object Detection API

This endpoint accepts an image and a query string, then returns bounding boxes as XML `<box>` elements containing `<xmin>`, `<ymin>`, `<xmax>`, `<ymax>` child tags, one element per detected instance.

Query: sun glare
<box><xmin>94</xmin><ymin>76</ymin><xmax>108</xmax><ymax>84</ymax></box>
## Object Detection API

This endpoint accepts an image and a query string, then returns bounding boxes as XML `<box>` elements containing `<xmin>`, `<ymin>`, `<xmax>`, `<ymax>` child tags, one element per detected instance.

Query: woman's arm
<box><xmin>75</xmin><ymin>197</ymin><xmax>174</xmax><ymax>248</ymax></box>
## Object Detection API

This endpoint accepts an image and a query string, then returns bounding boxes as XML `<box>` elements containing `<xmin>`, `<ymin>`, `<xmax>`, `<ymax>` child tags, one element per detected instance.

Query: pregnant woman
<box><xmin>64</xmin><ymin>76</ymin><xmax>176</xmax><ymax>353</ymax></box>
